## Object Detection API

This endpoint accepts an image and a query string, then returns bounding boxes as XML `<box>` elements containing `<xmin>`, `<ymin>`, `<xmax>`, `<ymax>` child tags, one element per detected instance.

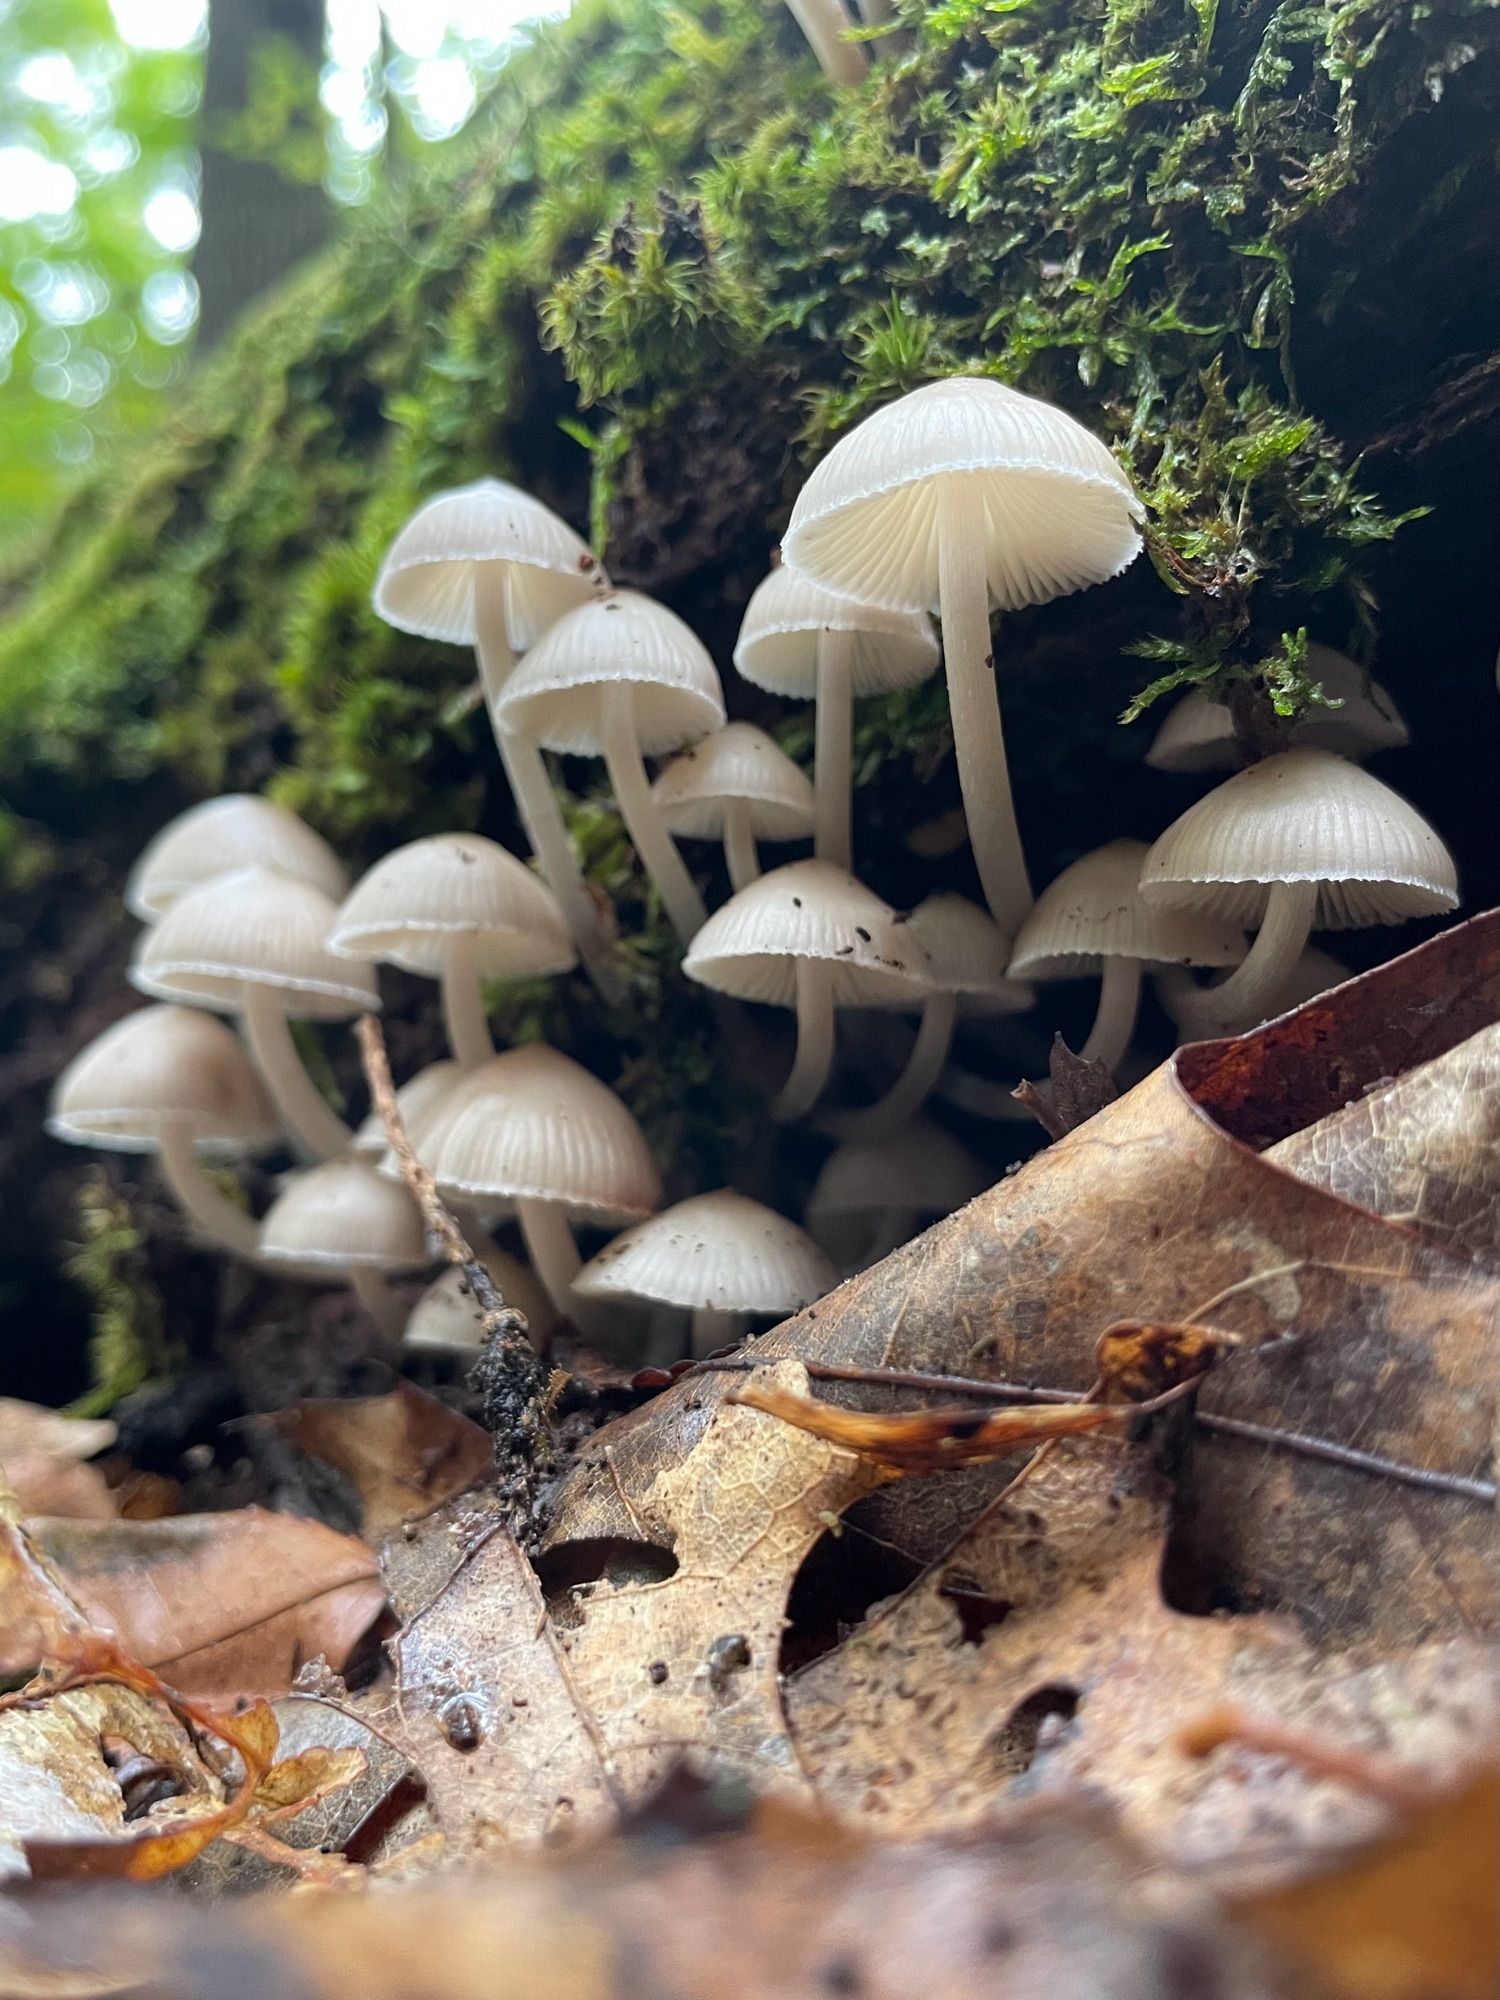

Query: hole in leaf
<box><xmin>532</xmin><ymin>1536</ymin><xmax>679</xmax><ymax>1627</ymax></box>
<box><xmin>779</xmin><ymin>1508</ymin><xmax>925</xmax><ymax>1675</ymax></box>
<box><xmin>938</xmin><ymin>1577</ymin><xmax>1013</xmax><ymax>1645</ymax></box>
<box><xmin>984</xmin><ymin>1684</ymin><xmax>1079</xmax><ymax>1780</ymax></box>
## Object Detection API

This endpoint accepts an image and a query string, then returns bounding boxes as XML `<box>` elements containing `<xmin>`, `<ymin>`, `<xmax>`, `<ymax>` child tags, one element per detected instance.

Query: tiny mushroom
<box><xmin>328</xmin><ymin>833</ymin><xmax>575</xmax><ymax>1071</ymax></box>
<box><xmin>47</xmin><ymin>1005</ymin><xmax>277</xmax><ymax>1259</ymax></box>
<box><xmin>783</xmin><ymin>0</ymin><xmax>867</xmax><ymax>86</ymax></box>
<box><xmin>403</xmin><ymin>1250</ymin><xmax>557</xmax><ymax>1357</ymax></box>
<box><xmin>806</xmin><ymin>1120</ymin><xmax>989</xmax><ymax>1271</ymax></box>
<box><xmin>782</xmin><ymin>375</ymin><xmax>1143</xmax><ymax>933</ymax></box>
<box><xmin>371</xmin><ymin>478</ymin><xmax>610</xmax><ymax>975</ymax></box>
<box><xmin>683</xmin><ymin>858</ymin><xmax>930</xmax><ymax>1123</ymax></box>
<box><xmin>574</xmin><ymin>1188</ymin><xmax>838</xmax><ymax>1358</ymax></box>
<box><xmin>421</xmin><ymin>1043</ymin><xmax>661</xmax><ymax>1331</ymax></box>
<box><xmin>1146</xmin><ymin>646</ymin><xmax>1409</xmax><ymax>774</ymax></box>
<box><xmin>733</xmin><ymin>564</ymin><xmax>936</xmax><ymax>870</ymax></box>
<box><xmin>1159</xmin><ymin>943</ymin><xmax>1352</xmax><ymax>1039</ymax></box>
<box><xmin>130</xmin><ymin>865</ymin><xmax>379</xmax><ymax>1162</ymax></box>
<box><xmin>652</xmin><ymin>722</ymin><xmax>815</xmax><ymax>892</ymax></box>
<box><xmin>1140</xmin><ymin>747</ymin><xmax>1458</xmax><ymax>1035</ymax></box>
<box><xmin>125</xmin><ymin>794</ymin><xmax>346</xmax><ymax>922</ymax></box>
<box><xmin>352</xmin><ymin>1059</ymin><xmax>465</xmax><ymax>1157</ymax></box>
<box><xmin>827</xmin><ymin>894</ymin><xmax>1034</xmax><ymax>1140</ymax></box>
<box><xmin>259</xmin><ymin>1157</ymin><xmax>428</xmax><ymax>1344</ymax></box>
<box><xmin>1008</xmin><ymin>839</ymin><xmax>1244</xmax><ymax>1074</ymax></box>
<box><xmin>495</xmin><ymin>590</ymin><xmax>726</xmax><ymax>945</ymax></box>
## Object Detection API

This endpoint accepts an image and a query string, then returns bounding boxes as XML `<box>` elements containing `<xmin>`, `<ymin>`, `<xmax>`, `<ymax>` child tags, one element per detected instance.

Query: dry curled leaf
<box><xmin>261</xmin><ymin>1382</ymin><xmax>494</xmax><ymax>1535</ymax></box>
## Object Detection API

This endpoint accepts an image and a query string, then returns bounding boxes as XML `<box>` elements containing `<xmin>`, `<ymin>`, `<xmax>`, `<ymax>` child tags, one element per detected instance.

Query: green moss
<box><xmin>63</xmin><ymin>1168</ymin><xmax>176</xmax><ymax>1418</ymax></box>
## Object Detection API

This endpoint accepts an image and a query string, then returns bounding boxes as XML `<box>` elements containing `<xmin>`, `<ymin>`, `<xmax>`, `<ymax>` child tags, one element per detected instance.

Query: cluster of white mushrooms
<box><xmin>47</xmin><ymin>375</ymin><xmax>1460</xmax><ymax>1368</ymax></box>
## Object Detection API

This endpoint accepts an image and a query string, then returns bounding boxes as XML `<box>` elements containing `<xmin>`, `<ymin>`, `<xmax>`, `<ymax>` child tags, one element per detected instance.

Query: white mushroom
<box><xmin>352</xmin><ymin>1060</ymin><xmax>465</xmax><ymax>1157</ymax></box>
<box><xmin>259</xmin><ymin>1157</ymin><xmax>428</xmax><ymax>1344</ymax></box>
<box><xmin>47</xmin><ymin>1005</ymin><xmax>277</xmax><ymax>1259</ymax></box>
<box><xmin>806</xmin><ymin>1121</ymin><xmax>989</xmax><ymax>1271</ymax></box>
<box><xmin>403</xmin><ymin>1251</ymin><xmax>557</xmax><ymax>1356</ymax></box>
<box><xmin>652</xmin><ymin>723</ymin><xmax>815</xmax><ymax>892</ymax></box>
<box><xmin>130</xmin><ymin>865</ymin><xmax>378</xmax><ymax>1161</ymax></box>
<box><xmin>328</xmin><ymin>834</ymin><xmax>574</xmax><ymax>1071</ymax></box>
<box><xmin>574</xmin><ymin>1189</ymin><xmax>838</xmax><ymax>1357</ymax></box>
<box><xmin>126</xmin><ymin>794</ymin><xmax>346</xmax><ymax>922</ymax></box>
<box><xmin>733</xmin><ymin>565</ymin><xmax>936</xmax><ymax>870</ymax></box>
<box><xmin>1146</xmin><ymin>646</ymin><xmax>1409</xmax><ymax>774</ymax></box>
<box><xmin>782</xmin><ymin>376</ymin><xmax>1143</xmax><ymax>933</ymax></box>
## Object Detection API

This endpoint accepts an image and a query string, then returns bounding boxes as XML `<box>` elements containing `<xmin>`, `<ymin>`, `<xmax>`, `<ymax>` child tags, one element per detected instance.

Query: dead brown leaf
<box><xmin>0</xmin><ymin>1401</ymin><xmax>117</xmax><ymax>1521</ymax></box>
<box><xmin>16</xmin><ymin>1510</ymin><xmax>387</xmax><ymax>1701</ymax></box>
<box><xmin>261</xmin><ymin>1381</ymin><xmax>493</xmax><ymax>1533</ymax></box>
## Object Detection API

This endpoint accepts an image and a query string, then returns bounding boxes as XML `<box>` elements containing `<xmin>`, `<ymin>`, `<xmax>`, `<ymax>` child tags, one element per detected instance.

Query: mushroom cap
<box><xmin>371</xmin><ymin>478</ymin><xmax>604</xmax><ymax>647</ymax></box>
<box><xmin>574</xmin><ymin>1189</ymin><xmax>837</xmax><ymax>1316</ymax></box>
<box><xmin>422</xmin><ymin>1044</ymin><xmax>661</xmax><ymax>1223</ymax></box>
<box><xmin>126</xmin><ymin>795</ymin><xmax>347</xmax><ymax>923</ymax></box>
<box><xmin>47</xmin><ymin>1005</ymin><xmax>280</xmax><ymax>1156</ymax></box>
<box><xmin>1139</xmin><ymin>748</ymin><xmax>1459</xmax><ymax>929</ymax></box>
<box><xmin>493</xmin><ymin>590</ymin><xmax>726</xmax><ymax>756</ymax></box>
<box><xmin>258</xmin><ymin>1157</ymin><xmax>428</xmax><ymax>1275</ymax></box>
<box><xmin>131</xmin><ymin>867</ymin><xmax>380</xmax><ymax>1020</ymax></box>
<box><xmin>352</xmin><ymin>1060</ymin><xmax>465</xmax><ymax>1157</ymax></box>
<box><xmin>403</xmin><ymin>1252</ymin><xmax>557</xmax><ymax>1353</ymax></box>
<box><xmin>1009</xmin><ymin>839</ymin><xmax>1245</xmax><ymax>979</ymax></box>
<box><xmin>651</xmin><ymin>723</ymin><xmax>816</xmax><ymax>842</ymax></box>
<box><xmin>807</xmin><ymin>1121</ymin><xmax>988</xmax><ymax>1226</ymax></box>
<box><xmin>328</xmin><ymin>834</ymin><xmax>575</xmax><ymax>981</ymax></box>
<box><xmin>903</xmin><ymin>894</ymin><xmax>1034</xmax><ymax>1016</ymax></box>
<box><xmin>781</xmin><ymin>376</ymin><xmax>1143</xmax><ymax>615</ymax></box>
<box><xmin>733</xmin><ymin>564</ymin><xmax>938</xmax><ymax>698</ymax></box>
<box><xmin>1145</xmin><ymin>647</ymin><xmax>1410</xmax><ymax>775</ymax></box>
<box><xmin>683</xmin><ymin>859</ymin><xmax>931</xmax><ymax>1010</ymax></box>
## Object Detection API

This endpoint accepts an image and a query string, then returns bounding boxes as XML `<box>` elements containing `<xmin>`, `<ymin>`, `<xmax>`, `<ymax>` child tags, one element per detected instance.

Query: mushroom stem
<box><xmin>935</xmin><ymin>1064</ymin><xmax>1034</xmax><ymax>1121</ymax></box>
<box><xmin>690</xmin><ymin>1305</ymin><xmax>746</xmax><ymax>1359</ymax></box>
<box><xmin>1080</xmin><ymin>957</ymin><xmax>1142</xmax><ymax>1073</ymax></box>
<box><xmin>814</xmin><ymin>627</ymin><xmax>855</xmax><ymax>870</ymax></box>
<box><xmin>937</xmin><ymin>482</ymin><xmax>1034</xmax><ymax>935</ymax></box>
<box><xmin>1166</xmin><ymin>882</ymin><xmax>1318</xmax><ymax>1035</ymax></box>
<box><xmin>863</xmin><ymin>1207</ymin><xmax>919</xmax><ymax>1266</ymax></box>
<box><xmin>348</xmin><ymin>1265</ymin><xmax>408</xmax><ymax>1345</ymax></box>
<box><xmin>723</xmin><ymin>801</ymin><xmax>762</xmax><ymax>893</ymax></box>
<box><xmin>600</xmin><ymin>682</ymin><xmax>708</xmax><ymax>946</ymax></box>
<box><xmin>774</xmin><ymin>957</ymin><xmax>836</xmax><ymax>1122</ymax></box>
<box><xmin>784</xmin><ymin>0</ymin><xmax>867</xmax><ymax>85</ymax></box>
<box><xmin>240</xmin><ymin>984</ymin><xmax>352</xmax><ymax>1162</ymax></box>
<box><xmin>157</xmin><ymin>1126</ymin><xmax>261</xmax><ymax>1260</ymax></box>
<box><xmin>826</xmin><ymin>991</ymin><xmax>958</xmax><ymax>1142</ymax></box>
<box><xmin>516</xmin><ymin>1198</ymin><xmax>590</xmax><ymax>1341</ymax></box>
<box><xmin>440</xmin><ymin>934</ymin><xmax>495</xmax><ymax>1071</ymax></box>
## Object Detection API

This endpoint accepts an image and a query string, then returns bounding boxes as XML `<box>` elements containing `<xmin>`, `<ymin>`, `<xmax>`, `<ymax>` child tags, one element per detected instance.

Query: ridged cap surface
<box><xmin>652</xmin><ymin>724</ymin><xmax>815</xmax><ymax>841</ymax></box>
<box><xmin>494</xmin><ymin>590</ymin><xmax>725</xmax><ymax>755</ymax></box>
<box><xmin>904</xmin><ymin>894</ymin><xmax>1033</xmax><ymax>1014</ymax></box>
<box><xmin>423</xmin><ymin>1044</ymin><xmax>661</xmax><ymax>1222</ymax></box>
<box><xmin>259</xmin><ymin>1157</ymin><xmax>428</xmax><ymax>1273</ymax></box>
<box><xmin>683</xmin><ymin>860</ymin><xmax>930</xmax><ymax>1010</ymax></box>
<box><xmin>329</xmin><ymin>834</ymin><xmax>574</xmax><ymax>980</ymax></box>
<box><xmin>126</xmin><ymin>795</ymin><xmax>346</xmax><ymax>922</ymax></box>
<box><xmin>47</xmin><ymin>1005</ymin><xmax>279</xmax><ymax>1156</ymax></box>
<box><xmin>1139</xmin><ymin>748</ymin><xmax>1459</xmax><ymax>929</ymax></box>
<box><xmin>782</xmin><ymin>377</ymin><xmax>1143</xmax><ymax>614</ymax></box>
<box><xmin>352</xmin><ymin>1060</ymin><xmax>465</xmax><ymax>1157</ymax></box>
<box><xmin>403</xmin><ymin>1253</ymin><xmax>556</xmax><ymax>1352</ymax></box>
<box><xmin>372</xmin><ymin>479</ymin><xmax>605</xmax><ymax>646</ymax></box>
<box><xmin>733</xmin><ymin>564</ymin><xmax>938</xmax><ymax>698</ymax></box>
<box><xmin>1009</xmin><ymin>839</ymin><xmax>1245</xmax><ymax>978</ymax></box>
<box><xmin>575</xmin><ymin>1189</ymin><xmax>837</xmax><ymax>1314</ymax></box>
<box><xmin>1146</xmin><ymin>647</ymin><xmax>1409</xmax><ymax>774</ymax></box>
<box><xmin>131</xmin><ymin>868</ymin><xmax>380</xmax><ymax>1020</ymax></box>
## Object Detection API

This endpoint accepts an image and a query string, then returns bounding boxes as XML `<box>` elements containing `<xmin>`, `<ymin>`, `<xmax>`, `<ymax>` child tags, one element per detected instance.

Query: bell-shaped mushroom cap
<box><xmin>904</xmin><ymin>894</ymin><xmax>1034</xmax><ymax>1014</ymax></box>
<box><xmin>403</xmin><ymin>1252</ymin><xmax>557</xmax><ymax>1353</ymax></box>
<box><xmin>328</xmin><ymin>834</ymin><xmax>575</xmax><ymax>980</ymax></box>
<box><xmin>371</xmin><ymin>478</ymin><xmax>605</xmax><ymax>648</ymax></box>
<box><xmin>1009</xmin><ymin>839</ymin><xmax>1244</xmax><ymax>979</ymax></box>
<box><xmin>652</xmin><ymin>724</ymin><xmax>815</xmax><ymax>841</ymax></box>
<box><xmin>1139</xmin><ymin>748</ymin><xmax>1459</xmax><ymax>929</ymax></box>
<box><xmin>131</xmin><ymin>867</ymin><xmax>380</xmax><ymax>1020</ymax></box>
<box><xmin>733</xmin><ymin>565</ymin><xmax>938</xmax><ymax>698</ymax></box>
<box><xmin>47</xmin><ymin>1005</ymin><xmax>279</xmax><ymax>1156</ymax></box>
<box><xmin>574</xmin><ymin>1189</ymin><xmax>837</xmax><ymax>1316</ymax></box>
<box><xmin>1145</xmin><ymin>647</ymin><xmax>1409</xmax><ymax>775</ymax></box>
<box><xmin>493</xmin><ymin>590</ymin><xmax>726</xmax><ymax>756</ymax></box>
<box><xmin>126</xmin><ymin>795</ymin><xmax>347</xmax><ymax>923</ymax></box>
<box><xmin>423</xmin><ymin>1044</ymin><xmax>661</xmax><ymax>1223</ymax></box>
<box><xmin>352</xmin><ymin>1060</ymin><xmax>464</xmax><ymax>1157</ymax></box>
<box><xmin>258</xmin><ymin>1157</ymin><xmax>427</xmax><ymax>1274</ymax></box>
<box><xmin>807</xmin><ymin>1122</ymin><xmax>987</xmax><ymax>1231</ymax></box>
<box><xmin>683</xmin><ymin>859</ymin><xmax>930</xmax><ymax>1009</ymax></box>
<box><xmin>781</xmin><ymin>376</ymin><xmax>1143</xmax><ymax>614</ymax></box>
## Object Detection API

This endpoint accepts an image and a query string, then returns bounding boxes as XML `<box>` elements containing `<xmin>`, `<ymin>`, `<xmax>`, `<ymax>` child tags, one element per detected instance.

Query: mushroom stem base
<box><xmin>690</xmin><ymin>1305</ymin><xmax>746</xmax><ymax>1359</ymax></box>
<box><xmin>1167</xmin><ymin>882</ymin><xmax>1318</xmax><ymax>1036</ymax></box>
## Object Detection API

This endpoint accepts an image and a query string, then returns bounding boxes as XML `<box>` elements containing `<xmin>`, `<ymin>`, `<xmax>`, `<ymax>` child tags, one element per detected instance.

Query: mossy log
<box><xmin>1</xmin><ymin>0</ymin><xmax>1495</xmax><ymax>1402</ymax></box>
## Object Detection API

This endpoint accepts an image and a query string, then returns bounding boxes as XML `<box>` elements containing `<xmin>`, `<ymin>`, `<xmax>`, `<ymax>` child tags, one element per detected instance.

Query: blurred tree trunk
<box><xmin>195</xmin><ymin>0</ymin><xmax>330</xmax><ymax>346</ymax></box>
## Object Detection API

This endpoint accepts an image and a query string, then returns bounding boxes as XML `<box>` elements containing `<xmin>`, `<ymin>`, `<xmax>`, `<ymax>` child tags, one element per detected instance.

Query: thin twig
<box><xmin>690</xmin><ymin>1356</ymin><xmax>1498</xmax><ymax>1506</ymax></box>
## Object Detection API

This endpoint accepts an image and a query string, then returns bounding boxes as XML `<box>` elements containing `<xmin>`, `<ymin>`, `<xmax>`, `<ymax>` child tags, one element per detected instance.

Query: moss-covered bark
<box><xmin>2</xmin><ymin>0</ymin><xmax>1495</xmax><ymax>1400</ymax></box>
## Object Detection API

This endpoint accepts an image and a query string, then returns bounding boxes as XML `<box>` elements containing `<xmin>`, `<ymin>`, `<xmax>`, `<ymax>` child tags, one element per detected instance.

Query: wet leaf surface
<box><xmin>260</xmin><ymin>1382</ymin><xmax>494</xmax><ymax>1534</ymax></box>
